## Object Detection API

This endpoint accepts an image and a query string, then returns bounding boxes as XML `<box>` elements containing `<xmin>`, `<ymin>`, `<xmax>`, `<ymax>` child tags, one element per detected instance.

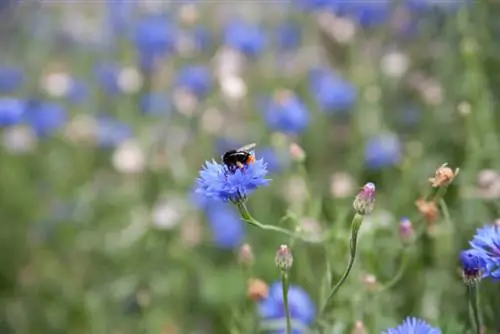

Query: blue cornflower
<box><xmin>196</xmin><ymin>158</ymin><xmax>270</xmax><ymax>203</ymax></box>
<box><xmin>460</xmin><ymin>249</ymin><xmax>487</xmax><ymax>285</ymax></box>
<box><xmin>95</xmin><ymin>116</ymin><xmax>133</xmax><ymax>148</ymax></box>
<box><xmin>341</xmin><ymin>2</ymin><xmax>393</xmax><ymax>27</ymax></box>
<box><xmin>223</xmin><ymin>20</ymin><xmax>266</xmax><ymax>58</ymax></box>
<box><xmin>192</xmin><ymin>26</ymin><xmax>212</xmax><ymax>52</ymax></box>
<box><xmin>383</xmin><ymin>317</ymin><xmax>441</xmax><ymax>334</ymax></box>
<box><xmin>276</xmin><ymin>22</ymin><xmax>302</xmax><ymax>51</ymax></box>
<box><xmin>469</xmin><ymin>224</ymin><xmax>500</xmax><ymax>279</ymax></box>
<box><xmin>25</xmin><ymin>101</ymin><xmax>67</xmax><ymax>137</ymax></box>
<box><xmin>0</xmin><ymin>65</ymin><xmax>24</xmax><ymax>93</ymax></box>
<box><xmin>364</xmin><ymin>133</ymin><xmax>402</xmax><ymax>170</ymax></box>
<box><xmin>261</xmin><ymin>90</ymin><xmax>309</xmax><ymax>134</ymax></box>
<box><xmin>0</xmin><ymin>97</ymin><xmax>25</xmax><ymax>127</ymax></box>
<box><xmin>67</xmin><ymin>80</ymin><xmax>89</xmax><ymax>104</ymax></box>
<box><xmin>258</xmin><ymin>281</ymin><xmax>316</xmax><ymax>334</ymax></box>
<box><xmin>205</xmin><ymin>202</ymin><xmax>245</xmax><ymax>249</ymax></box>
<box><xmin>134</xmin><ymin>14</ymin><xmax>176</xmax><ymax>58</ymax></box>
<box><xmin>140</xmin><ymin>93</ymin><xmax>171</xmax><ymax>116</ymax></box>
<box><xmin>94</xmin><ymin>63</ymin><xmax>121</xmax><ymax>96</ymax></box>
<box><xmin>174</xmin><ymin>65</ymin><xmax>213</xmax><ymax>98</ymax></box>
<box><xmin>308</xmin><ymin>68</ymin><xmax>357</xmax><ymax>113</ymax></box>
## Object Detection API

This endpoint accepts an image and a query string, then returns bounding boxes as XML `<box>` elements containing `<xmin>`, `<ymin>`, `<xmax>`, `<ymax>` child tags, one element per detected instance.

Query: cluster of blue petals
<box><xmin>467</xmin><ymin>224</ymin><xmax>500</xmax><ymax>279</ymax></box>
<box><xmin>383</xmin><ymin>317</ymin><xmax>441</xmax><ymax>334</ymax></box>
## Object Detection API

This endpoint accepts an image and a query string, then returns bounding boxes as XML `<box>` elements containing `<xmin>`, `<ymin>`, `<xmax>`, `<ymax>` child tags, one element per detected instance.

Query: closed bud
<box><xmin>399</xmin><ymin>217</ymin><xmax>415</xmax><ymax>244</ymax></box>
<box><xmin>351</xmin><ymin>321</ymin><xmax>367</xmax><ymax>334</ymax></box>
<box><xmin>275</xmin><ymin>244</ymin><xmax>293</xmax><ymax>272</ymax></box>
<box><xmin>429</xmin><ymin>163</ymin><xmax>459</xmax><ymax>187</ymax></box>
<box><xmin>238</xmin><ymin>243</ymin><xmax>254</xmax><ymax>267</ymax></box>
<box><xmin>460</xmin><ymin>250</ymin><xmax>485</xmax><ymax>286</ymax></box>
<box><xmin>353</xmin><ymin>182</ymin><xmax>376</xmax><ymax>215</ymax></box>
<box><xmin>289</xmin><ymin>142</ymin><xmax>306</xmax><ymax>162</ymax></box>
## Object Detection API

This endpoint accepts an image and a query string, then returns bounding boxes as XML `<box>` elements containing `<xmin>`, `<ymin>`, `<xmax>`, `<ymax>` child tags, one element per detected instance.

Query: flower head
<box><xmin>308</xmin><ymin>68</ymin><xmax>357</xmax><ymax>113</ymax></box>
<box><xmin>262</xmin><ymin>90</ymin><xmax>310</xmax><ymax>135</ymax></box>
<box><xmin>460</xmin><ymin>249</ymin><xmax>487</xmax><ymax>285</ymax></box>
<box><xmin>223</xmin><ymin>20</ymin><xmax>266</xmax><ymax>58</ymax></box>
<box><xmin>258</xmin><ymin>281</ymin><xmax>316</xmax><ymax>332</ymax></box>
<box><xmin>429</xmin><ymin>163</ymin><xmax>460</xmax><ymax>188</ymax></box>
<box><xmin>25</xmin><ymin>101</ymin><xmax>67</xmax><ymax>137</ymax></box>
<box><xmin>174</xmin><ymin>65</ymin><xmax>213</xmax><ymax>99</ymax></box>
<box><xmin>383</xmin><ymin>317</ymin><xmax>441</xmax><ymax>334</ymax></box>
<box><xmin>196</xmin><ymin>158</ymin><xmax>270</xmax><ymax>203</ymax></box>
<box><xmin>275</xmin><ymin>245</ymin><xmax>293</xmax><ymax>272</ymax></box>
<box><xmin>399</xmin><ymin>217</ymin><xmax>415</xmax><ymax>244</ymax></box>
<box><xmin>353</xmin><ymin>182</ymin><xmax>376</xmax><ymax>215</ymax></box>
<box><xmin>469</xmin><ymin>224</ymin><xmax>500</xmax><ymax>279</ymax></box>
<box><xmin>0</xmin><ymin>98</ymin><xmax>25</xmax><ymax>127</ymax></box>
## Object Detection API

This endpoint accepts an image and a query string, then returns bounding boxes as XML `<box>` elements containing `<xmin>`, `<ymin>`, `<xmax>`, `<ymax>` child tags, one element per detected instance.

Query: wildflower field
<box><xmin>1</xmin><ymin>1</ymin><xmax>500</xmax><ymax>333</ymax></box>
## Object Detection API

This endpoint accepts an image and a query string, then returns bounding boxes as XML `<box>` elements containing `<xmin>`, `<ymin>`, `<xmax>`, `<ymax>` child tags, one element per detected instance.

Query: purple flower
<box><xmin>383</xmin><ymin>317</ymin><xmax>441</xmax><ymax>334</ymax></box>
<box><xmin>353</xmin><ymin>182</ymin><xmax>376</xmax><ymax>215</ymax></box>
<box><xmin>0</xmin><ymin>98</ymin><xmax>25</xmax><ymax>127</ymax></box>
<box><xmin>205</xmin><ymin>202</ymin><xmax>245</xmax><ymax>249</ymax></box>
<box><xmin>364</xmin><ymin>133</ymin><xmax>402</xmax><ymax>170</ymax></box>
<box><xmin>0</xmin><ymin>65</ymin><xmax>23</xmax><ymax>93</ymax></box>
<box><xmin>25</xmin><ymin>101</ymin><xmax>67</xmax><ymax>137</ymax></box>
<box><xmin>308</xmin><ymin>68</ymin><xmax>357</xmax><ymax>113</ymax></box>
<box><xmin>96</xmin><ymin>116</ymin><xmax>132</xmax><ymax>148</ymax></box>
<box><xmin>258</xmin><ymin>281</ymin><xmax>316</xmax><ymax>333</ymax></box>
<box><xmin>174</xmin><ymin>65</ymin><xmax>212</xmax><ymax>98</ymax></box>
<box><xmin>224</xmin><ymin>20</ymin><xmax>266</xmax><ymax>58</ymax></box>
<box><xmin>261</xmin><ymin>91</ymin><xmax>309</xmax><ymax>134</ymax></box>
<box><xmin>469</xmin><ymin>224</ymin><xmax>500</xmax><ymax>279</ymax></box>
<box><xmin>196</xmin><ymin>159</ymin><xmax>270</xmax><ymax>203</ymax></box>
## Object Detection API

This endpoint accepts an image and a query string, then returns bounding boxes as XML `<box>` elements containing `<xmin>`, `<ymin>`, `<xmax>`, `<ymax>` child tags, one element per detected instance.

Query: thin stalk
<box><xmin>467</xmin><ymin>285</ymin><xmax>482</xmax><ymax>334</ymax></box>
<box><xmin>379</xmin><ymin>248</ymin><xmax>410</xmax><ymax>292</ymax></box>
<box><xmin>281</xmin><ymin>271</ymin><xmax>292</xmax><ymax>334</ymax></box>
<box><xmin>236</xmin><ymin>202</ymin><xmax>297</xmax><ymax>238</ymax></box>
<box><xmin>319</xmin><ymin>213</ymin><xmax>364</xmax><ymax>317</ymax></box>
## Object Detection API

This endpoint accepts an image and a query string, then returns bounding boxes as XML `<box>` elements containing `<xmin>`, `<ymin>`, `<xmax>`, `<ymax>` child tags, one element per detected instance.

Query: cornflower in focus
<box><xmin>459</xmin><ymin>249</ymin><xmax>486</xmax><ymax>286</ymax></box>
<box><xmin>261</xmin><ymin>90</ymin><xmax>309</xmax><ymax>135</ymax></box>
<box><xmin>468</xmin><ymin>224</ymin><xmax>500</xmax><ymax>279</ymax></box>
<box><xmin>383</xmin><ymin>317</ymin><xmax>441</xmax><ymax>334</ymax></box>
<box><xmin>353</xmin><ymin>182</ymin><xmax>376</xmax><ymax>215</ymax></box>
<box><xmin>195</xmin><ymin>155</ymin><xmax>270</xmax><ymax>204</ymax></box>
<box><xmin>258</xmin><ymin>281</ymin><xmax>316</xmax><ymax>333</ymax></box>
<box><xmin>428</xmin><ymin>163</ymin><xmax>459</xmax><ymax>187</ymax></box>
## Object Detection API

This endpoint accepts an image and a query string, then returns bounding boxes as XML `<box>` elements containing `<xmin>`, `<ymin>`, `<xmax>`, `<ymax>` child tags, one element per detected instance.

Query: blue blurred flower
<box><xmin>140</xmin><ymin>93</ymin><xmax>171</xmax><ymax>116</ymax></box>
<box><xmin>276</xmin><ymin>22</ymin><xmax>302</xmax><ymax>51</ymax></box>
<box><xmin>106</xmin><ymin>0</ymin><xmax>136</xmax><ymax>35</ymax></box>
<box><xmin>224</xmin><ymin>20</ymin><xmax>266</xmax><ymax>58</ymax></box>
<box><xmin>192</xmin><ymin>26</ymin><xmax>212</xmax><ymax>51</ymax></box>
<box><xmin>205</xmin><ymin>202</ymin><xmax>245</xmax><ymax>249</ymax></box>
<box><xmin>175</xmin><ymin>65</ymin><xmax>212</xmax><ymax>98</ymax></box>
<box><xmin>0</xmin><ymin>98</ymin><xmax>25</xmax><ymax>127</ymax></box>
<box><xmin>25</xmin><ymin>101</ymin><xmax>67</xmax><ymax>137</ymax></box>
<box><xmin>364</xmin><ymin>133</ymin><xmax>402</xmax><ymax>170</ymax></box>
<box><xmin>383</xmin><ymin>317</ymin><xmax>441</xmax><ymax>334</ymax></box>
<box><xmin>405</xmin><ymin>0</ymin><xmax>471</xmax><ymax>12</ymax></box>
<box><xmin>469</xmin><ymin>224</ymin><xmax>500</xmax><ymax>279</ymax></box>
<box><xmin>262</xmin><ymin>91</ymin><xmax>309</xmax><ymax>134</ymax></box>
<box><xmin>308</xmin><ymin>68</ymin><xmax>357</xmax><ymax>113</ymax></box>
<box><xmin>96</xmin><ymin>116</ymin><xmax>133</xmax><ymax>148</ymax></box>
<box><xmin>341</xmin><ymin>2</ymin><xmax>393</xmax><ymax>27</ymax></box>
<box><xmin>258</xmin><ymin>281</ymin><xmax>316</xmax><ymax>333</ymax></box>
<box><xmin>95</xmin><ymin>63</ymin><xmax>121</xmax><ymax>96</ymax></box>
<box><xmin>196</xmin><ymin>159</ymin><xmax>270</xmax><ymax>203</ymax></box>
<box><xmin>460</xmin><ymin>249</ymin><xmax>487</xmax><ymax>284</ymax></box>
<box><xmin>134</xmin><ymin>14</ymin><xmax>176</xmax><ymax>57</ymax></box>
<box><xmin>0</xmin><ymin>65</ymin><xmax>23</xmax><ymax>93</ymax></box>
<box><xmin>67</xmin><ymin>80</ymin><xmax>89</xmax><ymax>104</ymax></box>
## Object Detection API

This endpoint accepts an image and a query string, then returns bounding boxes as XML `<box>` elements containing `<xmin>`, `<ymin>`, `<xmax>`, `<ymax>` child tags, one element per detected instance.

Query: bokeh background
<box><xmin>1</xmin><ymin>0</ymin><xmax>500</xmax><ymax>333</ymax></box>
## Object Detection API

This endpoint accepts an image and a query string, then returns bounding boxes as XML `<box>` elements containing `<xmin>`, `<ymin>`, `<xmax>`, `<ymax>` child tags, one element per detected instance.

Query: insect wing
<box><xmin>237</xmin><ymin>143</ymin><xmax>256</xmax><ymax>152</ymax></box>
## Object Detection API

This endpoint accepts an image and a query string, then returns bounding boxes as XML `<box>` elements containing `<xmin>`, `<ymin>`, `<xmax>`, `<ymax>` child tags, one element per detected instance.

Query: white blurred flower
<box><xmin>118</xmin><ymin>67</ymin><xmax>143</xmax><ymax>94</ymax></box>
<box><xmin>330</xmin><ymin>172</ymin><xmax>356</xmax><ymax>198</ymax></box>
<box><xmin>137</xmin><ymin>0</ymin><xmax>170</xmax><ymax>14</ymax></box>
<box><xmin>213</xmin><ymin>46</ymin><xmax>246</xmax><ymax>78</ymax></box>
<box><xmin>282</xmin><ymin>176</ymin><xmax>308</xmax><ymax>204</ymax></box>
<box><xmin>41</xmin><ymin>71</ymin><xmax>73</xmax><ymax>98</ymax></box>
<box><xmin>457</xmin><ymin>101</ymin><xmax>471</xmax><ymax>116</ymax></box>
<box><xmin>201</xmin><ymin>108</ymin><xmax>224</xmax><ymax>134</ymax></box>
<box><xmin>63</xmin><ymin>115</ymin><xmax>97</xmax><ymax>144</ymax></box>
<box><xmin>112</xmin><ymin>139</ymin><xmax>146</xmax><ymax>174</ymax></box>
<box><xmin>151</xmin><ymin>197</ymin><xmax>186</xmax><ymax>230</ymax></box>
<box><xmin>317</xmin><ymin>12</ymin><xmax>356</xmax><ymax>44</ymax></box>
<box><xmin>380</xmin><ymin>51</ymin><xmax>410</xmax><ymax>79</ymax></box>
<box><xmin>2</xmin><ymin>125</ymin><xmax>37</xmax><ymax>154</ymax></box>
<box><xmin>419</xmin><ymin>78</ymin><xmax>443</xmax><ymax>106</ymax></box>
<box><xmin>173</xmin><ymin>88</ymin><xmax>198</xmax><ymax>117</ymax></box>
<box><xmin>176</xmin><ymin>31</ymin><xmax>196</xmax><ymax>57</ymax></box>
<box><xmin>219</xmin><ymin>75</ymin><xmax>247</xmax><ymax>101</ymax></box>
<box><xmin>178</xmin><ymin>3</ymin><xmax>199</xmax><ymax>25</ymax></box>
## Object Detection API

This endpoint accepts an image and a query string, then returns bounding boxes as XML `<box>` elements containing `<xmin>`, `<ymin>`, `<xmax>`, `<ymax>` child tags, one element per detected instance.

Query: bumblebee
<box><xmin>222</xmin><ymin>143</ymin><xmax>256</xmax><ymax>172</ymax></box>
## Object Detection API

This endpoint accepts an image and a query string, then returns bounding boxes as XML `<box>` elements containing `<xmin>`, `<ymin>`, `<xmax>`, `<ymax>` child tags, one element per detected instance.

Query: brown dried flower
<box><xmin>247</xmin><ymin>278</ymin><xmax>269</xmax><ymax>301</ymax></box>
<box><xmin>415</xmin><ymin>198</ymin><xmax>439</xmax><ymax>223</ymax></box>
<box><xmin>429</xmin><ymin>163</ymin><xmax>459</xmax><ymax>187</ymax></box>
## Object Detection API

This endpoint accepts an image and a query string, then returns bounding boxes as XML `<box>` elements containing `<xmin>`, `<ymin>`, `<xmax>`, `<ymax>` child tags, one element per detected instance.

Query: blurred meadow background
<box><xmin>1</xmin><ymin>0</ymin><xmax>500</xmax><ymax>333</ymax></box>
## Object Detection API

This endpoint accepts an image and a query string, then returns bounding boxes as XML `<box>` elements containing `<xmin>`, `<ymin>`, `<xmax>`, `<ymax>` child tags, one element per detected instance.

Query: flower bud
<box><xmin>415</xmin><ymin>198</ymin><xmax>439</xmax><ymax>223</ymax></box>
<box><xmin>275</xmin><ymin>244</ymin><xmax>293</xmax><ymax>272</ymax></box>
<box><xmin>351</xmin><ymin>321</ymin><xmax>367</xmax><ymax>334</ymax></box>
<box><xmin>459</xmin><ymin>249</ymin><xmax>485</xmax><ymax>286</ymax></box>
<box><xmin>289</xmin><ymin>142</ymin><xmax>306</xmax><ymax>163</ymax></box>
<box><xmin>238</xmin><ymin>243</ymin><xmax>254</xmax><ymax>267</ymax></box>
<box><xmin>361</xmin><ymin>274</ymin><xmax>379</xmax><ymax>292</ymax></box>
<box><xmin>399</xmin><ymin>217</ymin><xmax>415</xmax><ymax>244</ymax></box>
<box><xmin>353</xmin><ymin>182</ymin><xmax>376</xmax><ymax>215</ymax></box>
<box><xmin>429</xmin><ymin>163</ymin><xmax>460</xmax><ymax>187</ymax></box>
<box><xmin>247</xmin><ymin>278</ymin><xmax>269</xmax><ymax>301</ymax></box>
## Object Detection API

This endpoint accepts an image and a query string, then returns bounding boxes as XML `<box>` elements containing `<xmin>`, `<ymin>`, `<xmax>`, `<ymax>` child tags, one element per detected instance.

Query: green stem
<box><xmin>379</xmin><ymin>248</ymin><xmax>410</xmax><ymax>292</ymax></box>
<box><xmin>467</xmin><ymin>284</ymin><xmax>482</xmax><ymax>334</ymax></box>
<box><xmin>281</xmin><ymin>271</ymin><xmax>292</xmax><ymax>334</ymax></box>
<box><xmin>236</xmin><ymin>202</ymin><xmax>297</xmax><ymax>238</ymax></box>
<box><xmin>318</xmin><ymin>213</ymin><xmax>364</xmax><ymax>318</ymax></box>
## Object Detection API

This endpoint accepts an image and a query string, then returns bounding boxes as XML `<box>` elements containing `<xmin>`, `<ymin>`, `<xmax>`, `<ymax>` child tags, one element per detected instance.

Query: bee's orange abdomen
<box><xmin>247</xmin><ymin>155</ymin><xmax>255</xmax><ymax>164</ymax></box>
